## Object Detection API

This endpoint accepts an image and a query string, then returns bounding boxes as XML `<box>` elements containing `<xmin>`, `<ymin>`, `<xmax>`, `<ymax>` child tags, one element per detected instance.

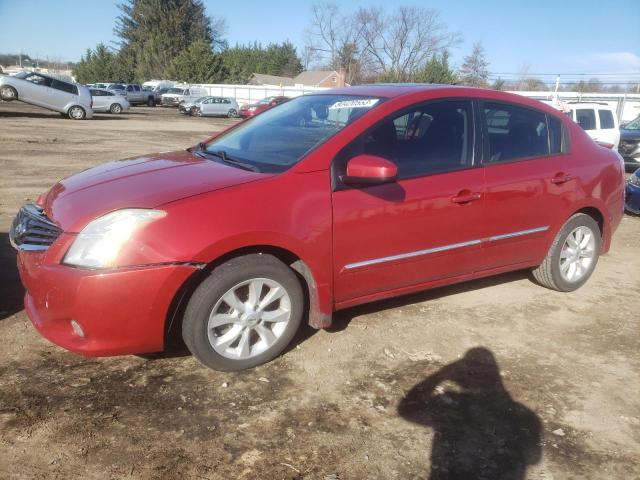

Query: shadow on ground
<box><xmin>0</xmin><ymin>232</ymin><xmax>23</xmax><ymax>320</ymax></box>
<box><xmin>398</xmin><ymin>347</ymin><xmax>542</xmax><ymax>479</ymax></box>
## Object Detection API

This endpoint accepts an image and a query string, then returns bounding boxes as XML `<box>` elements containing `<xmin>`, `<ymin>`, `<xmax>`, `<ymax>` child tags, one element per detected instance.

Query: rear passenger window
<box><xmin>343</xmin><ymin>100</ymin><xmax>473</xmax><ymax>179</ymax></box>
<box><xmin>483</xmin><ymin>102</ymin><xmax>549</xmax><ymax>162</ymax></box>
<box><xmin>598</xmin><ymin>110</ymin><xmax>615</xmax><ymax>129</ymax></box>
<box><xmin>576</xmin><ymin>109</ymin><xmax>596</xmax><ymax>130</ymax></box>
<box><xmin>547</xmin><ymin>115</ymin><xmax>563</xmax><ymax>154</ymax></box>
<box><xmin>51</xmin><ymin>80</ymin><xmax>78</xmax><ymax>95</ymax></box>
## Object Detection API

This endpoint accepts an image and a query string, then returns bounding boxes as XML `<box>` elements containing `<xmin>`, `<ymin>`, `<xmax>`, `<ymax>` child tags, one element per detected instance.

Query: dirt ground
<box><xmin>0</xmin><ymin>101</ymin><xmax>638</xmax><ymax>480</ymax></box>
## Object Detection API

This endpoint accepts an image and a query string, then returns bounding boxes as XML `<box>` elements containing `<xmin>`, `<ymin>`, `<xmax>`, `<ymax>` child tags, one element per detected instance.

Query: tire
<box><xmin>182</xmin><ymin>254</ymin><xmax>304</xmax><ymax>371</ymax></box>
<box><xmin>227</xmin><ymin>108</ymin><xmax>238</xmax><ymax>118</ymax></box>
<box><xmin>194</xmin><ymin>107</ymin><xmax>202</xmax><ymax>117</ymax></box>
<box><xmin>67</xmin><ymin>105</ymin><xmax>86</xmax><ymax>120</ymax></box>
<box><xmin>147</xmin><ymin>96</ymin><xmax>155</xmax><ymax>107</ymax></box>
<box><xmin>532</xmin><ymin>213</ymin><xmax>601</xmax><ymax>292</ymax></box>
<box><xmin>0</xmin><ymin>86</ymin><xmax>18</xmax><ymax>101</ymax></box>
<box><xmin>109</xmin><ymin>103</ymin><xmax>123</xmax><ymax>114</ymax></box>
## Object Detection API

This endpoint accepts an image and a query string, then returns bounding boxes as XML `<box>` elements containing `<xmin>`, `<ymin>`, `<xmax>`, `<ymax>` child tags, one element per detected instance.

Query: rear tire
<box><xmin>147</xmin><ymin>96</ymin><xmax>155</xmax><ymax>107</ymax></box>
<box><xmin>532</xmin><ymin>213</ymin><xmax>601</xmax><ymax>292</ymax></box>
<box><xmin>0</xmin><ymin>86</ymin><xmax>18</xmax><ymax>101</ymax></box>
<box><xmin>182</xmin><ymin>254</ymin><xmax>304</xmax><ymax>371</ymax></box>
<box><xmin>67</xmin><ymin>105</ymin><xmax>86</xmax><ymax>120</ymax></box>
<box><xmin>227</xmin><ymin>108</ymin><xmax>238</xmax><ymax>118</ymax></box>
<box><xmin>110</xmin><ymin>103</ymin><xmax>123</xmax><ymax>114</ymax></box>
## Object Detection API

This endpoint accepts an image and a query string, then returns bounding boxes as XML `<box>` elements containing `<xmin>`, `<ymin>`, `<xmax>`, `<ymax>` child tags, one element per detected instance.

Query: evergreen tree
<box><xmin>73</xmin><ymin>43</ymin><xmax>121</xmax><ymax>83</ymax></box>
<box><xmin>221</xmin><ymin>42</ymin><xmax>303</xmax><ymax>83</ymax></box>
<box><xmin>459</xmin><ymin>42</ymin><xmax>489</xmax><ymax>87</ymax></box>
<box><xmin>114</xmin><ymin>0</ymin><xmax>219</xmax><ymax>79</ymax></box>
<box><xmin>412</xmin><ymin>51</ymin><xmax>457</xmax><ymax>84</ymax></box>
<box><xmin>165</xmin><ymin>40</ymin><xmax>227</xmax><ymax>83</ymax></box>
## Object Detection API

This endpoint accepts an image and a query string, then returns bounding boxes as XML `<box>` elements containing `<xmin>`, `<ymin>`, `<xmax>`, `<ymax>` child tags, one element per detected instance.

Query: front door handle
<box><xmin>451</xmin><ymin>191</ymin><xmax>482</xmax><ymax>204</ymax></box>
<box><xmin>551</xmin><ymin>173</ymin><xmax>574</xmax><ymax>185</ymax></box>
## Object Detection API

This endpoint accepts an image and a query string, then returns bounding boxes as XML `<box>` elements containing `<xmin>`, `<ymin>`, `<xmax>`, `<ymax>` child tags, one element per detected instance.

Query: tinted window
<box><xmin>133</xmin><ymin>85</ymin><xmax>140</xmax><ymax>91</ymax></box>
<box><xmin>576</xmin><ymin>109</ymin><xmax>596</xmax><ymax>130</ymax></box>
<box><xmin>23</xmin><ymin>74</ymin><xmax>52</xmax><ymax>87</ymax></box>
<box><xmin>51</xmin><ymin>79</ymin><xmax>78</xmax><ymax>95</ymax></box>
<box><xmin>90</xmin><ymin>89</ymin><xmax>101</xmax><ymax>96</ymax></box>
<box><xmin>342</xmin><ymin>100</ymin><xmax>472</xmax><ymax>179</ymax></box>
<box><xmin>547</xmin><ymin>115</ymin><xmax>563</xmax><ymax>154</ymax></box>
<box><xmin>598</xmin><ymin>110</ymin><xmax>615</xmax><ymax>129</ymax></box>
<box><xmin>184</xmin><ymin>89</ymin><xmax>190</xmax><ymax>95</ymax></box>
<box><xmin>484</xmin><ymin>102</ymin><xmax>549</xmax><ymax>162</ymax></box>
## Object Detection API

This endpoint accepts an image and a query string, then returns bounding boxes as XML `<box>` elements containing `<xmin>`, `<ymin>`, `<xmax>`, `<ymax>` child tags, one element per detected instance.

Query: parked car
<box><xmin>195</xmin><ymin>96</ymin><xmax>240</xmax><ymax>117</ymax></box>
<box><xmin>239</xmin><ymin>96</ymin><xmax>289</xmax><ymax>118</ymax></box>
<box><xmin>178</xmin><ymin>96</ymin><xmax>210</xmax><ymax>115</ymax></box>
<box><xmin>9</xmin><ymin>85</ymin><xmax>625</xmax><ymax>371</ymax></box>
<box><xmin>625</xmin><ymin>168</ymin><xmax>640</xmax><ymax>214</ymax></box>
<box><xmin>89</xmin><ymin>88</ymin><xmax>130</xmax><ymax>114</ymax></box>
<box><xmin>564</xmin><ymin>102</ymin><xmax>620</xmax><ymax>150</ymax></box>
<box><xmin>161</xmin><ymin>86</ymin><xmax>208</xmax><ymax>107</ymax></box>
<box><xmin>0</xmin><ymin>71</ymin><xmax>93</xmax><ymax>119</ymax></box>
<box><xmin>106</xmin><ymin>84</ymin><xmax>127</xmax><ymax>95</ymax></box>
<box><xmin>619</xmin><ymin>114</ymin><xmax>640</xmax><ymax>171</ymax></box>
<box><xmin>143</xmin><ymin>86</ymin><xmax>170</xmax><ymax>103</ymax></box>
<box><xmin>119</xmin><ymin>84</ymin><xmax>156</xmax><ymax>106</ymax></box>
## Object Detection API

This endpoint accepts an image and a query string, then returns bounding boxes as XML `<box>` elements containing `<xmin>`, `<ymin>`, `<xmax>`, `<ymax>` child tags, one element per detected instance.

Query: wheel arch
<box><xmin>164</xmin><ymin>244</ymin><xmax>331</xmax><ymax>348</ymax></box>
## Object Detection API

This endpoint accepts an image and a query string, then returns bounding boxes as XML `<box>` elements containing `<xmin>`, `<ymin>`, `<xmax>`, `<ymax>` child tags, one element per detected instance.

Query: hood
<box><xmin>41</xmin><ymin>150</ymin><xmax>269</xmax><ymax>232</ymax></box>
<box><xmin>620</xmin><ymin>128</ymin><xmax>640</xmax><ymax>141</ymax></box>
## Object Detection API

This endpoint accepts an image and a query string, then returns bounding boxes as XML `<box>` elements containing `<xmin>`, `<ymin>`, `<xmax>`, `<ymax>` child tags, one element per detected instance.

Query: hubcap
<box><xmin>559</xmin><ymin>226</ymin><xmax>596</xmax><ymax>282</ymax></box>
<box><xmin>207</xmin><ymin>278</ymin><xmax>291</xmax><ymax>360</ymax></box>
<box><xmin>70</xmin><ymin>107</ymin><xmax>83</xmax><ymax>119</ymax></box>
<box><xmin>2</xmin><ymin>87</ymin><xmax>15</xmax><ymax>98</ymax></box>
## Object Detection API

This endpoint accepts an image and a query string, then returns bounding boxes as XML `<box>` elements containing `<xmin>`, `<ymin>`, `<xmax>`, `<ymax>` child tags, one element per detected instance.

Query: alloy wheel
<box><xmin>207</xmin><ymin>278</ymin><xmax>291</xmax><ymax>360</ymax></box>
<box><xmin>559</xmin><ymin>226</ymin><xmax>596</xmax><ymax>282</ymax></box>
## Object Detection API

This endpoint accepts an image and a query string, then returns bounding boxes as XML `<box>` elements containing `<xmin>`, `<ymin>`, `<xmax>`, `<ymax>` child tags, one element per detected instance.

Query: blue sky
<box><xmin>1</xmin><ymin>0</ymin><xmax>639</xmax><ymax>81</ymax></box>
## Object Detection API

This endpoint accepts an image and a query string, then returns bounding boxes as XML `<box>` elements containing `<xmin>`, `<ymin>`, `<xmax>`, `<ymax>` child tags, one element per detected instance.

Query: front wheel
<box><xmin>67</xmin><ymin>105</ymin><xmax>86</xmax><ymax>120</ymax></box>
<box><xmin>227</xmin><ymin>108</ymin><xmax>238</xmax><ymax>118</ymax></box>
<box><xmin>532</xmin><ymin>213</ymin><xmax>601</xmax><ymax>292</ymax></box>
<box><xmin>182</xmin><ymin>254</ymin><xmax>304</xmax><ymax>371</ymax></box>
<box><xmin>0</xmin><ymin>86</ymin><xmax>18</xmax><ymax>101</ymax></box>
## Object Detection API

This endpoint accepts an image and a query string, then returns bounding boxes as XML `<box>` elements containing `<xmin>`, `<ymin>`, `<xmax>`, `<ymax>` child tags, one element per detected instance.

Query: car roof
<box><xmin>564</xmin><ymin>102</ymin><xmax>614</xmax><ymax>109</ymax></box>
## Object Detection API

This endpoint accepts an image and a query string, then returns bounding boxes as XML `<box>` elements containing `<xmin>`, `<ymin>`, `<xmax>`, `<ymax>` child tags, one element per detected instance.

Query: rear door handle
<box><xmin>451</xmin><ymin>191</ymin><xmax>482</xmax><ymax>204</ymax></box>
<box><xmin>551</xmin><ymin>173</ymin><xmax>573</xmax><ymax>184</ymax></box>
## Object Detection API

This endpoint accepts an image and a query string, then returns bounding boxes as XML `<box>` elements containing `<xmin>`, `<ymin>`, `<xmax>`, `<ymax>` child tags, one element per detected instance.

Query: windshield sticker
<box><xmin>328</xmin><ymin>99</ymin><xmax>379</xmax><ymax>110</ymax></box>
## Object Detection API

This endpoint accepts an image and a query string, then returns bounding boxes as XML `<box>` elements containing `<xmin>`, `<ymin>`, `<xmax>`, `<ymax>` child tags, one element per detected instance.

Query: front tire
<box><xmin>227</xmin><ymin>108</ymin><xmax>238</xmax><ymax>118</ymax></box>
<box><xmin>182</xmin><ymin>254</ymin><xmax>304</xmax><ymax>371</ymax></box>
<box><xmin>110</xmin><ymin>103</ymin><xmax>123</xmax><ymax>114</ymax></box>
<box><xmin>532</xmin><ymin>213</ymin><xmax>601</xmax><ymax>292</ymax></box>
<box><xmin>67</xmin><ymin>105</ymin><xmax>86</xmax><ymax>120</ymax></box>
<box><xmin>0</xmin><ymin>86</ymin><xmax>18</xmax><ymax>101</ymax></box>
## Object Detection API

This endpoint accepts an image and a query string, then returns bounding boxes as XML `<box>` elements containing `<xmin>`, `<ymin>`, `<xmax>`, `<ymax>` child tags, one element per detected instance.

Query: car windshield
<box><xmin>193</xmin><ymin>96</ymin><xmax>208</xmax><ymax>103</ymax></box>
<box><xmin>203</xmin><ymin>94</ymin><xmax>382</xmax><ymax>173</ymax></box>
<box><xmin>624</xmin><ymin>115</ymin><xmax>640</xmax><ymax>130</ymax></box>
<box><xmin>167</xmin><ymin>88</ymin><xmax>185</xmax><ymax>94</ymax></box>
<box><xmin>13</xmin><ymin>71</ymin><xmax>31</xmax><ymax>79</ymax></box>
<box><xmin>257</xmin><ymin>97</ymin><xmax>274</xmax><ymax>105</ymax></box>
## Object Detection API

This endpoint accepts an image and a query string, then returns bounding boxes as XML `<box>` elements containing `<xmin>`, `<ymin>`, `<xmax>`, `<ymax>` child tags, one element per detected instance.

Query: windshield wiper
<box><xmin>199</xmin><ymin>149</ymin><xmax>260</xmax><ymax>172</ymax></box>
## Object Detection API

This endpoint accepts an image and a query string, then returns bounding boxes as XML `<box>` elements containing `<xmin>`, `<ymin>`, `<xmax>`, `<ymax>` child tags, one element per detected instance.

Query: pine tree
<box><xmin>165</xmin><ymin>40</ymin><xmax>228</xmax><ymax>83</ymax></box>
<box><xmin>459</xmin><ymin>42</ymin><xmax>489</xmax><ymax>87</ymax></box>
<box><xmin>412</xmin><ymin>51</ymin><xmax>457</xmax><ymax>84</ymax></box>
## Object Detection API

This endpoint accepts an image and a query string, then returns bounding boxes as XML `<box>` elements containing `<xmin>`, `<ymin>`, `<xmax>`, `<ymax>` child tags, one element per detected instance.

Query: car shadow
<box><xmin>0</xmin><ymin>232</ymin><xmax>24</xmax><ymax>321</ymax></box>
<box><xmin>398</xmin><ymin>347</ymin><xmax>542</xmax><ymax>479</ymax></box>
<box><xmin>0</xmin><ymin>110</ymin><xmax>128</xmax><ymax>120</ymax></box>
<box><xmin>329</xmin><ymin>270</ymin><xmax>531</xmax><ymax>332</ymax></box>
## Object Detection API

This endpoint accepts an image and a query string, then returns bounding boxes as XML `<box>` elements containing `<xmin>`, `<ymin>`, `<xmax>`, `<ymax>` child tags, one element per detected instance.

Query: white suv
<box><xmin>564</xmin><ymin>102</ymin><xmax>620</xmax><ymax>149</ymax></box>
<box><xmin>161</xmin><ymin>85</ymin><xmax>208</xmax><ymax>107</ymax></box>
<box><xmin>0</xmin><ymin>71</ymin><xmax>93</xmax><ymax>119</ymax></box>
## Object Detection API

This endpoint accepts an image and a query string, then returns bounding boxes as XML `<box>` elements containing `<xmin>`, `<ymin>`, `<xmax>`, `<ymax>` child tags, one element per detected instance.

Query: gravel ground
<box><xmin>0</xmin><ymin>100</ymin><xmax>639</xmax><ymax>480</ymax></box>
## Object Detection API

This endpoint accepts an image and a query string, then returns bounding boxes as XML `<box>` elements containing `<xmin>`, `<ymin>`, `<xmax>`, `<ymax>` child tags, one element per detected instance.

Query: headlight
<box><xmin>63</xmin><ymin>209</ymin><xmax>166</xmax><ymax>268</ymax></box>
<box><xmin>629</xmin><ymin>173</ymin><xmax>640</xmax><ymax>187</ymax></box>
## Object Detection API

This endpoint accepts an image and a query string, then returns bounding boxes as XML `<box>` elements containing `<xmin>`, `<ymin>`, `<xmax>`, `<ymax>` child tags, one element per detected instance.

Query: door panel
<box><xmin>332</xmin><ymin>99</ymin><xmax>485</xmax><ymax>303</ymax></box>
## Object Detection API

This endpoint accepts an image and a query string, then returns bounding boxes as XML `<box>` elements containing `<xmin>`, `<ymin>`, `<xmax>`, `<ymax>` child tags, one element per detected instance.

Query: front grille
<box><xmin>620</xmin><ymin>140</ymin><xmax>639</xmax><ymax>156</ymax></box>
<box><xmin>162</xmin><ymin>97</ymin><xmax>179</xmax><ymax>106</ymax></box>
<box><xmin>9</xmin><ymin>204</ymin><xmax>62</xmax><ymax>251</ymax></box>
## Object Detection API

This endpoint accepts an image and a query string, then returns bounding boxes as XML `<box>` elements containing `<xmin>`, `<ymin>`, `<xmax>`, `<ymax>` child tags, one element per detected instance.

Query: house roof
<box><xmin>293</xmin><ymin>70</ymin><xmax>338</xmax><ymax>86</ymax></box>
<box><xmin>249</xmin><ymin>73</ymin><xmax>295</xmax><ymax>86</ymax></box>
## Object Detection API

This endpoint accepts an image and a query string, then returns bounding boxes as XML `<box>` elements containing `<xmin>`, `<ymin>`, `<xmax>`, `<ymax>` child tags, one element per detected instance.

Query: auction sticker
<box><xmin>329</xmin><ymin>99</ymin><xmax>379</xmax><ymax>110</ymax></box>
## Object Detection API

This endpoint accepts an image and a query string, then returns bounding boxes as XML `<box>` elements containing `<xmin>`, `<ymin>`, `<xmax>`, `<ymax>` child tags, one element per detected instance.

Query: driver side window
<box><xmin>338</xmin><ymin>100</ymin><xmax>473</xmax><ymax>180</ymax></box>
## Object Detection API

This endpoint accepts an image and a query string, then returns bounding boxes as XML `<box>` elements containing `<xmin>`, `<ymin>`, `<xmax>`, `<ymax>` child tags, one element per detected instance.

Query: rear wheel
<box><xmin>532</xmin><ymin>213</ymin><xmax>601</xmax><ymax>291</ymax></box>
<box><xmin>109</xmin><ymin>103</ymin><xmax>123</xmax><ymax>114</ymax></box>
<box><xmin>182</xmin><ymin>254</ymin><xmax>304</xmax><ymax>371</ymax></box>
<box><xmin>147</xmin><ymin>96</ymin><xmax>155</xmax><ymax>107</ymax></box>
<box><xmin>227</xmin><ymin>108</ymin><xmax>238</xmax><ymax>118</ymax></box>
<box><xmin>0</xmin><ymin>86</ymin><xmax>18</xmax><ymax>101</ymax></box>
<box><xmin>67</xmin><ymin>105</ymin><xmax>86</xmax><ymax>120</ymax></box>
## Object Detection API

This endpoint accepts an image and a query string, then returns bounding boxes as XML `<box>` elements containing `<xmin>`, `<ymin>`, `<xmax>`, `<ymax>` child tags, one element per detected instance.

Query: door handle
<box><xmin>551</xmin><ymin>173</ymin><xmax>573</xmax><ymax>184</ymax></box>
<box><xmin>451</xmin><ymin>191</ymin><xmax>482</xmax><ymax>204</ymax></box>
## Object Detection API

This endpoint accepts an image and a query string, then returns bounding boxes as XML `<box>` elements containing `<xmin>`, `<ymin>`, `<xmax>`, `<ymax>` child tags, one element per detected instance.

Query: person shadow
<box><xmin>398</xmin><ymin>347</ymin><xmax>542</xmax><ymax>480</ymax></box>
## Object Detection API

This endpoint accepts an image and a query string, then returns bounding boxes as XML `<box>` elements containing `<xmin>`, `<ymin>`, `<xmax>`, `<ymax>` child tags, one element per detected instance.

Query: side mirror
<box><xmin>342</xmin><ymin>154</ymin><xmax>398</xmax><ymax>186</ymax></box>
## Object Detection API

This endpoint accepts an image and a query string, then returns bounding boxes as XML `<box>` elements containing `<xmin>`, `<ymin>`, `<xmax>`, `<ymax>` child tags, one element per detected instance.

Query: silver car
<box><xmin>179</xmin><ymin>96</ymin><xmax>211</xmax><ymax>115</ymax></box>
<box><xmin>89</xmin><ymin>88</ymin><xmax>130</xmax><ymax>114</ymax></box>
<box><xmin>0</xmin><ymin>71</ymin><xmax>93</xmax><ymax>119</ymax></box>
<box><xmin>196</xmin><ymin>96</ymin><xmax>239</xmax><ymax>118</ymax></box>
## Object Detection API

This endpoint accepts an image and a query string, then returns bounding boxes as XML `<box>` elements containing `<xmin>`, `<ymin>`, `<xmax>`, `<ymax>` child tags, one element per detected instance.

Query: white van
<box><xmin>564</xmin><ymin>103</ymin><xmax>620</xmax><ymax>149</ymax></box>
<box><xmin>160</xmin><ymin>85</ymin><xmax>208</xmax><ymax>107</ymax></box>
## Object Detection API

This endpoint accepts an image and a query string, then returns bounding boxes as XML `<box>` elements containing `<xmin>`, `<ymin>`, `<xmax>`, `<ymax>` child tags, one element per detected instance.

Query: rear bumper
<box><xmin>17</xmin><ymin>251</ymin><xmax>197</xmax><ymax>356</ymax></box>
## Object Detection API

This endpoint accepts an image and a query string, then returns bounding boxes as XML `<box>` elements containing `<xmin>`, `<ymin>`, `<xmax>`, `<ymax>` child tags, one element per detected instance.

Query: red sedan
<box><xmin>239</xmin><ymin>95</ymin><xmax>289</xmax><ymax>118</ymax></box>
<box><xmin>10</xmin><ymin>85</ymin><xmax>625</xmax><ymax>370</ymax></box>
